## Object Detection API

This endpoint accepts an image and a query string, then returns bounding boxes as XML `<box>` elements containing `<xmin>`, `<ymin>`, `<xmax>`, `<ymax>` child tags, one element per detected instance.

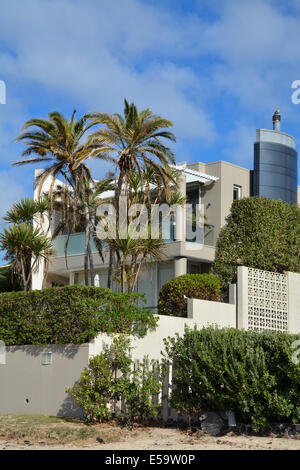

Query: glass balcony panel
<box><xmin>52</xmin><ymin>233</ymin><xmax>99</xmax><ymax>257</ymax></box>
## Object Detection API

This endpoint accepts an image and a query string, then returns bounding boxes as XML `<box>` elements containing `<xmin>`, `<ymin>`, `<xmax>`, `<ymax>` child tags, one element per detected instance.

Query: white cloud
<box><xmin>1</xmin><ymin>0</ymin><xmax>300</xmax><ymax>175</ymax></box>
<box><xmin>0</xmin><ymin>0</ymin><xmax>215</xmax><ymax>142</ymax></box>
<box><xmin>203</xmin><ymin>0</ymin><xmax>300</xmax><ymax>119</ymax></box>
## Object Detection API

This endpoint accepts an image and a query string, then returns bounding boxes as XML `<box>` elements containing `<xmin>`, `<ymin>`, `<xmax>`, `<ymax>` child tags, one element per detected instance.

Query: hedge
<box><xmin>158</xmin><ymin>273</ymin><xmax>221</xmax><ymax>317</ymax></box>
<box><xmin>0</xmin><ymin>285</ymin><xmax>158</xmax><ymax>345</ymax></box>
<box><xmin>164</xmin><ymin>327</ymin><xmax>300</xmax><ymax>431</ymax></box>
<box><xmin>213</xmin><ymin>197</ymin><xmax>300</xmax><ymax>286</ymax></box>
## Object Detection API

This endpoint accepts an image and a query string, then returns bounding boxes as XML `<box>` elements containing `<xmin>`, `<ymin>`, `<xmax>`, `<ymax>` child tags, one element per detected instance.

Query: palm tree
<box><xmin>0</xmin><ymin>224</ymin><xmax>53</xmax><ymax>291</ymax></box>
<box><xmin>49</xmin><ymin>177</ymin><xmax>114</xmax><ymax>286</ymax></box>
<box><xmin>13</xmin><ymin>110</ymin><xmax>111</xmax><ymax>198</ymax></box>
<box><xmin>105</xmin><ymin>165</ymin><xmax>186</xmax><ymax>293</ymax></box>
<box><xmin>4</xmin><ymin>197</ymin><xmax>49</xmax><ymax>227</ymax></box>
<box><xmin>3</xmin><ymin>197</ymin><xmax>51</xmax><ymax>288</ymax></box>
<box><xmin>86</xmin><ymin>99</ymin><xmax>176</xmax><ymax>287</ymax></box>
<box><xmin>87</xmin><ymin>99</ymin><xmax>176</xmax><ymax>208</ymax></box>
<box><xmin>78</xmin><ymin>177</ymin><xmax>115</xmax><ymax>286</ymax></box>
<box><xmin>13</xmin><ymin>111</ymin><xmax>111</xmax><ymax>285</ymax></box>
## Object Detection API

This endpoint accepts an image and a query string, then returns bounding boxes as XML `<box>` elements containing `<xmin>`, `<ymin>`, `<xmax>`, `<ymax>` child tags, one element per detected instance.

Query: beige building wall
<box><xmin>188</xmin><ymin>161</ymin><xmax>251</xmax><ymax>240</ymax></box>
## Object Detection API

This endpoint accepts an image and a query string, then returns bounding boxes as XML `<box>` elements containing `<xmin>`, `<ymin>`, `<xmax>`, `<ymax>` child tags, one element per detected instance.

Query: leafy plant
<box><xmin>164</xmin><ymin>327</ymin><xmax>300</xmax><ymax>431</ymax></box>
<box><xmin>213</xmin><ymin>197</ymin><xmax>300</xmax><ymax>286</ymax></box>
<box><xmin>122</xmin><ymin>356</ymin><xmax>162</xmax><ymax>421</ymax></box>
<box><xmin>68</xmin><ymin>335</ymin><xmax>162</xmax><ymax>422</ymax></box>
<box><xmin>158</xmin><ymin>273</ymin><xmax>221</xmax><ymax>317</ymax></box>
<box><xmin>0</xmin><ymin>285</ymin><xmax>158</xmax><ymax>345</ymax></box>
<box><xmin>86</xmin><ymin>99</ymin><xmax>177</xmax><ymax>289</ymax></box>
<box><xmin>0</xmin><ymin>223</ymin><xmax>53</xmax><ymax>291</ymax></box>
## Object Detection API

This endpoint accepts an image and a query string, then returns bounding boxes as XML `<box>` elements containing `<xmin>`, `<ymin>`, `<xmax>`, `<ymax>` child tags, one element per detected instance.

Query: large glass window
<box><xmin>233</xmin><ymin>185</ymin><xmax>241</xmax><ymax>201</ymax></box>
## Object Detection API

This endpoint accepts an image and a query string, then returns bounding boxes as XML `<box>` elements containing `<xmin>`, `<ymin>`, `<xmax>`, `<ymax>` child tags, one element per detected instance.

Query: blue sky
<box><xmin>1</xmin><ymin>0</ymin><xmax>300</xmax><ymax>261</ymax></box>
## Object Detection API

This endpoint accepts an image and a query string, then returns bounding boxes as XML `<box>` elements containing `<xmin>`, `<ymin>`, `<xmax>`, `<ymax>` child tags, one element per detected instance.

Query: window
<box><xmin>233</xmin><ymin>185</ymin><xmax>241</xmax><ymax>201</ymax></box>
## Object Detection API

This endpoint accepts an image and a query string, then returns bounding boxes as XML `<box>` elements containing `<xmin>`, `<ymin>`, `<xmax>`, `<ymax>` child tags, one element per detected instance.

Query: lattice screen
<box><xmin>247</xmin><ymin>268</ymin><xmax>288</xmax><ymax>332</ymax></box>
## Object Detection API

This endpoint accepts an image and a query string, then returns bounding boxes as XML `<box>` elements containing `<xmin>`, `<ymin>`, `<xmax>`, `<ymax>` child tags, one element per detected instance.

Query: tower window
<box><xmin>233</xmin><ymin>185</ymin><xmax>241</xmax><ymax>201</ymax></box>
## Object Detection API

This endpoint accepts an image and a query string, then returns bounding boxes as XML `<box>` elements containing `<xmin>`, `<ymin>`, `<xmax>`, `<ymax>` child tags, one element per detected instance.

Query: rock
<box><xmin>200</xmin><ymin>412</ymin><xmax>224</xmax><ymax>436</ymax></box>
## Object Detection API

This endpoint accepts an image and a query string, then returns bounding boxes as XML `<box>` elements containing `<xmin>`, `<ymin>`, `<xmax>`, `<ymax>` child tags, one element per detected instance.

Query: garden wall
<box><xmin>0</xmin><ymin>344</ymin><xmax>89</xmax><ymax>418</ymax></box>
<box><xmin>0</xmin><ymin>301</ymin><xmax>229</xmax><ymax>419</ymax></box>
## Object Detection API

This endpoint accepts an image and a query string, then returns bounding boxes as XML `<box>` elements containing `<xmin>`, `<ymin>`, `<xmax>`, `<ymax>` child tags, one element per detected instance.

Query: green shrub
<box><xmin>158</xmin><ymin>273</ymin><xmax>221</xmax><ymax>317</ymax></box>
<box><xmin>0</xmin><ymin>285</ymin><xmax>158</xmax><ymax>345</ymax></box>
<box><xmin>213</xmin><ymin>197</ymin><xmax>300</xmax><ymax>286</ymax></box>
<box><xmin>164</xmin><ymin>327</ymin><xmax>300</xmax><ymax>431</ymax></box>
<box><xmin>67</xmin><ymin>335</ymin><xmax>162</xmax><ymax>422</ymax></box>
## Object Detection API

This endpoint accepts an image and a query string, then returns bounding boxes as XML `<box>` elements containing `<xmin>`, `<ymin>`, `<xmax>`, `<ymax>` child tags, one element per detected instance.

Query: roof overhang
<box><xmin>171</xmin><ymin>164</ymin><xmax>219</xmax><ymax>184</ymax></box>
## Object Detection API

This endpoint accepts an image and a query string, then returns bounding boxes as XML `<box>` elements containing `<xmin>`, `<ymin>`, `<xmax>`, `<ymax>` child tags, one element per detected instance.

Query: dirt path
<box><xmin>1</xmin><ymin>427</ymin><xmax>299</xmax><ymax>450</ymax></box>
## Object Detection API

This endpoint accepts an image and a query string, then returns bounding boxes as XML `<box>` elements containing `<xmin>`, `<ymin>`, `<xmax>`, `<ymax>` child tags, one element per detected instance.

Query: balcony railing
<box><xmin>52</xmin><ymin>224</ymin><xmax>215</xmax><ymax>258</ymax></box>
<box><xmin>52</xmin><ymin>233</ymin><xmax>98</xmax><ymax>257</ymax></box>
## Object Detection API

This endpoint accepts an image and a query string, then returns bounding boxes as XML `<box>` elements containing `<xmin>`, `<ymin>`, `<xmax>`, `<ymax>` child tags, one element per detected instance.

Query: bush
<box><xmin>213</xmin><ymin>197</ymin><xmax>300</xmax><ymax>286</ymax></box>
<box><xmin>164</xmin><ymin>327</ymin><xmax>300</xmax><ymax>431</ymax></box>
<box><xmin>67</xmin><ymin>335</ymin><xmax>162</xmax><ymax>422</ymax></box>
<box><xmin>0</xmin><ymin>285</ymin><xmax>158</xmax><ymax>345</ymax></box>
<box><xmin>158</xmin><ymin>273</ymin><xmax>221</xmax><ymax>317</ymax></box>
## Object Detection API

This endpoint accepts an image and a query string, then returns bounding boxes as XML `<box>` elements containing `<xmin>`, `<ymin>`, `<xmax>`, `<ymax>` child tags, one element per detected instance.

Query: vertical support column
<box><xmin>69</xmin><ymin>271</ymin><xmax>75</xmax><ymax>286</ymax></box>
<box><xmin>32</xmin><ymin>169</ymin><xmax>53</xmax><ymax>290</ymax></box>
<box><xmin>31</xmin><ymin>259</ymin><xmax>45</xmax><ymax>290</ymax></box>
<box><xmin>287</xmin><ymin>271</ymin><xmax>300</xmax><ymax>334</ymax></box>
<box><xmin>237</xmin><ymin>266</ymin><xmax>248</xmax><ymax>330</ymax></box>
<box><xmin>175</xmin><ymin>172</ymin><xmax>186</xmax><ymax>242</ymax></box>
<box><xmin>174</xmin><ymin>257</ymin><xmax>187</xmax><ymax>277</ymax></box>
<box><xmin>229</xmin><ymin>283</ymin><xmax>237</xmax><ymax>305</ymax></box>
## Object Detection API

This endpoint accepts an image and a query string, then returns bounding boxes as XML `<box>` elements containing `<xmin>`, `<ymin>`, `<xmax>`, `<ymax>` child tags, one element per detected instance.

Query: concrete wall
<box><xmin>90</xmin><ymin>314</ymin><xmax>196</xmax><ymax>362</ymax></box>
<box><xmin>287</xmin><ymin>271</ymin><xmax>300</xmax><ymax>334</ymax></box>
<box><xmin>0</xmin><ymin>299</ymin><xmax>235</xmax><ymax>418</ymax></box>
<box><xmin>187</xmin><ymin>298</ymin><xmax>236</xmax><ymax>328</ymax></box>
<box><xmin>0</xmin><ymin>344</ymin><xmax>89</xmax><ymax>418</ymax></box>
<box><xmin>237</xmin><ymin>266</ymin><xmax>300</xmax><ymax>334</ymax></box>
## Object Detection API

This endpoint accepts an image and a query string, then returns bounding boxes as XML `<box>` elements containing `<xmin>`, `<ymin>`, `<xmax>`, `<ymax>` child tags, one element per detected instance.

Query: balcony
<box><xmin>52</xmin><ymin>233</ymin><xmax>99</xmax><ymax>257</ymax></box>
<box><xmin>52</xmin><ymin>224</ymin><xmax>215</xmax><ymax>258</ymax></box>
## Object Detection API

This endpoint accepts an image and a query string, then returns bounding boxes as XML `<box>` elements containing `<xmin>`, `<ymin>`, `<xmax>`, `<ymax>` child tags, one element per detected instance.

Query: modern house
<box><xmin>32</xmin><ymin>111</ymin><xmax>300</xmax><ymax>308</ymax></box>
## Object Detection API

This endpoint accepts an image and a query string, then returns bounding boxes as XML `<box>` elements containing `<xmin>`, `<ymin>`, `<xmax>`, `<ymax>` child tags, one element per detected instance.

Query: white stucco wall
<box><xmin>287</xmin><ymin>271</ymin><xmax>300</xmax><ymax>334</ymax></box>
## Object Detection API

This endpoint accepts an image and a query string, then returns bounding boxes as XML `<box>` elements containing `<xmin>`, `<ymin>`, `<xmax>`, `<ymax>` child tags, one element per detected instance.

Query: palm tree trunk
<box><xmin>121</xmin><ymin>257</ymin><xmax>126</xmax><ymax>293</ymax></box>
<box><xmin>20</xmin><ymin>255</ymin><xmax>28</xmax><ymax>291</ymax></box>
<box><xmin>83</xmin><ymin>194</ymin><xmax>91</xmax><ymax>286</ymax></box>
<box><xmin>107</xmin><ymin>247</ymin><xmax>113</xmax><ymax>289</ymax></box>
<box><xmin>84</xmin><ymin>252</ymin><xmax>89</xmax><ymax>286</ymax></box>
<box><xmin>84</xmin><ymin>212</ymin><xmax>90</xmax><ymax>286</ymax></box>
<box><xmin>88</xmin><ymin>243</ymin><xmax>95</xmax><ymax>286</ymax></box>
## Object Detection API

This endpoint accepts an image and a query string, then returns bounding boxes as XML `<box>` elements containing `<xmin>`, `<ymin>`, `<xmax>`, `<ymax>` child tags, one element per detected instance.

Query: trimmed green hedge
<box><xmin>213</xmin><ymin>197</ymin><xmax>300</xmax><ymax>286</ymax></box>
<box><xmin>0</xmin><ymin>286</ymin><xmax>157</xmax><ymax>345</ymax></box>
<box><xmin>164</xmin><ymin>327</ymin><xmax>300</xmax><ymax>431</ymax></box>
<box><xmin>158</xmin><ymin>273</ymin><xmax>221</xmax><ymax>317</ymax></box>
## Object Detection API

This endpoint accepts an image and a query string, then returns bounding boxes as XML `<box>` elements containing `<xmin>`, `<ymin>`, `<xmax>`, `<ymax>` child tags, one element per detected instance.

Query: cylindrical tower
<box><xmin>253</xmin><ymin>110</ymin><xmax>298</xmax><ymax>204</ymax></box>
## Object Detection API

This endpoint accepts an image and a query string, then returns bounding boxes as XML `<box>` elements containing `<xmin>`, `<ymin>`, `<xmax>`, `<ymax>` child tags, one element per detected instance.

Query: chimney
<box><xmin>272</xmin><ymin>109</ymin><xmax>281</xmax><ymax>131</ymax></box>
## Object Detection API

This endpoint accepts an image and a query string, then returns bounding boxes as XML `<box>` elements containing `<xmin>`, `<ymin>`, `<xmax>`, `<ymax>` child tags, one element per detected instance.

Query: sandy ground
<box><xmin>0</xmin><ymin>427</ymin><xmax>299</xmax><ymax>450</ymax></box>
